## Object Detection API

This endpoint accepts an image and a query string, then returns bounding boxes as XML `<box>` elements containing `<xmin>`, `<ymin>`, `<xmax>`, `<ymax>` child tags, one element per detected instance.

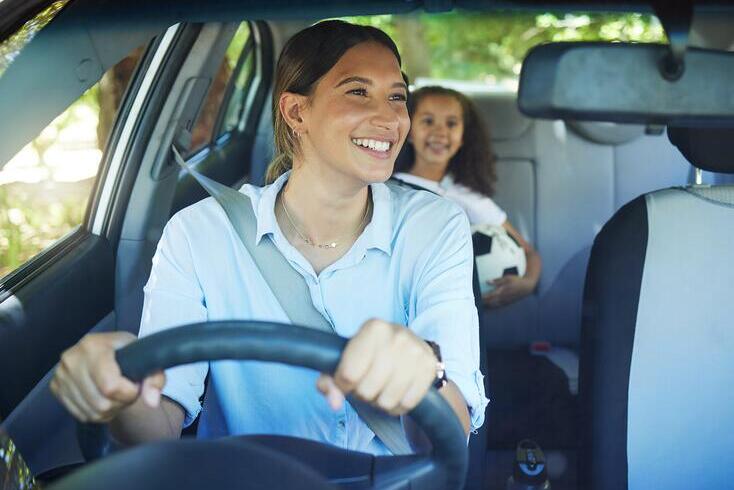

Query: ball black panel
<box><xmin>472</xmin><ymin>232</ymin><xmax>493</xmax><ymax>255</ymax></box>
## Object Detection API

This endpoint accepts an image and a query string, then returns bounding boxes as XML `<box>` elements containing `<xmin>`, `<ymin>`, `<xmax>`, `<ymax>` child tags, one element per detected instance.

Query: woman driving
<box><xmin>50</xmin><ymin>20</ymin><xmax>487</xmax><ymax>455</ymax></box>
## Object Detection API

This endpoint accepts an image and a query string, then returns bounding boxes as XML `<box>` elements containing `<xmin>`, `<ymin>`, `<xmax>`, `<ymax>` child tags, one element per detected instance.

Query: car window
<box><xmin>219</xmin><ymin>37</ymin><xmax>255</xmax><ymax>136</ymax></box>
<box><xmin>0</xmin><ymin>46</ymin><xmax>144</xmax><ymax>279</ymax></box>
<box><xmin>187</xmin><ymin>22</ymin><xmax>253</xmax><ymax>154</ymax></box>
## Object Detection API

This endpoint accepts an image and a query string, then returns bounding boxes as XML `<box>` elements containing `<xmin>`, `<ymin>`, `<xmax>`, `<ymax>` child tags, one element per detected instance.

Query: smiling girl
<box><xmin>394</xmin><ymin>86</ymin><xmax>542</xmax><ymax>308</ymax></box>
<box><xmin>50</xmin><ymin>21</ymin><xmax>487</xmax><ymax>455</ymax></box>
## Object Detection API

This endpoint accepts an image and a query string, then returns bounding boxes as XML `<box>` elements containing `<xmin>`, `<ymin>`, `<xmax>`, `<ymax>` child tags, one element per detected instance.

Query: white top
<box><xmin>138</xmin><ymin>171</ymin><xmax>488</xmax><ymax>455</ymax></box>
<box><xmin>393</xmin><ymin>172</ymin><xmax>507</xmax><ymax>226</ymax></box>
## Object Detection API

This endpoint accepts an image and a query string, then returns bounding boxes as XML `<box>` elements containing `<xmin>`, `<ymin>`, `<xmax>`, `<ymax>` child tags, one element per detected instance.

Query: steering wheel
<box><xmin>48</xmin><ymin>320</ymin><xmax>468</xmax><ymax>490</ymax></box>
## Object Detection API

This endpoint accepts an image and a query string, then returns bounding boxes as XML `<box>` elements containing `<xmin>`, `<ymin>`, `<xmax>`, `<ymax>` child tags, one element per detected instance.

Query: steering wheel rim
<box><xmin>111</xmin><ymin>320</ymin><xmax>468</xmax><ymax>489</ymax></box>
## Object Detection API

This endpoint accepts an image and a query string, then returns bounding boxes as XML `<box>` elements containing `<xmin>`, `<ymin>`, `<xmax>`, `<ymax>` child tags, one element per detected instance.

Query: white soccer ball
<box><xmin>472</xmin><ymin>224</ymin><xmax>526</xmax><ymax>295</ymax></box>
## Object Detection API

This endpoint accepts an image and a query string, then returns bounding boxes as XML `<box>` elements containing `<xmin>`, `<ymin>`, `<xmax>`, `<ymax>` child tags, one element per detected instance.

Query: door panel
<box><xmin>0</xmin><ymin>233</ymin><xmax>114</xmax><ymax>418</ymax></box>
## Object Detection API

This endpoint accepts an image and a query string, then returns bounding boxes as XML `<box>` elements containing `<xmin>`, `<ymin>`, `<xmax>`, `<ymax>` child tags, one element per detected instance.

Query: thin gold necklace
<box><xmin>279</xmin><ymin>187</ymin><xmax>371</xmax><ymax>249</ymax></box>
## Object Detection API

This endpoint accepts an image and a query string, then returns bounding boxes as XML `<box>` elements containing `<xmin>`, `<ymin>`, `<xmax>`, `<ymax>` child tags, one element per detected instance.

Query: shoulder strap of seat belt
<box><xmin>171</xmin><ymin>146</ymin><xmax>412</xmax><ymax>455</ymax></box>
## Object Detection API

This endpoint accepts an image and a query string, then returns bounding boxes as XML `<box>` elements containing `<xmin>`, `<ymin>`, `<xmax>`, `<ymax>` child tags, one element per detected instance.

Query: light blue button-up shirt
<box><xmin>138</xmin><ymin>171</ymin><xmax>488</xmax><ymax>455</ymax></box>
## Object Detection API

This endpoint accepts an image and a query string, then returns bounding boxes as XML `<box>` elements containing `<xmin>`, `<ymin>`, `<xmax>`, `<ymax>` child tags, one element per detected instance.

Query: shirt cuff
<box><xmin>160</xmin><ymin>363</ymin><xmax>206</xmax><ymax>427</ymax></box>
<box><xmin>448</xmin><ymin>368</ymin><xmax>490</xmax><ymax>433</ymax></box>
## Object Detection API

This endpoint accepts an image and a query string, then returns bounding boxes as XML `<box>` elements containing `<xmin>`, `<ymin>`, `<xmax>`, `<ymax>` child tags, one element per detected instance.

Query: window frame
<box><xmin>214</xmin><ymin>34</ymin><xmax>256</xmax><ymax>139</ymax></box>
<box><xmin>183</xmin><ymin>21</ymin><xmax>259</xmax><ymax>158</ymax></box>
<box><xmin>0</xmin><ymin>28</ymin><xmax>170</xmax><ymax>292</ymax></box>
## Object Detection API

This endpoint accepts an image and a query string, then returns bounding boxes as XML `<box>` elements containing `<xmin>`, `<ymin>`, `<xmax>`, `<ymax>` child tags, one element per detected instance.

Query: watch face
<box><xmin>0</xmin><ymin>426</ymin><xmax>36</xmax><ymax>490</ymax></box>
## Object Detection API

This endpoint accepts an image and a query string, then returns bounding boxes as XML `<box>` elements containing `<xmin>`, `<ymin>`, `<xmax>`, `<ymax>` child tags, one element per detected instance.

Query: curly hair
<box><xmin>396</xmin><ymin>86</ymin><xmax>498</xmax><ymax>197</ymax></box>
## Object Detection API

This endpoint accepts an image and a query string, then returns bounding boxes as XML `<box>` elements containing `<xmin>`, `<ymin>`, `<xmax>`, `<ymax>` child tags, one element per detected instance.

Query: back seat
<box><xmin>469</xmin><ymin>92</ymin><xmax>693</xmax><ymax>486</ymax></box>
<box><xmin>471</xmin><ymin>91</ymin><xmax>692</xmax><ymax>351</ymax></box>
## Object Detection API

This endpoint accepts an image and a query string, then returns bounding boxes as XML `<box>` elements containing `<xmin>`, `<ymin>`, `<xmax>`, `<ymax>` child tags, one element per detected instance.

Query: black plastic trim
<box><xmin>0</xmin><ymin>233</ymin><xmax>115</xmax><ymax>417</ymax></box>
<box><xmin>579</xmin><ymin>195</ymin><xmax>648</xmax><ymax>490</ymax></box>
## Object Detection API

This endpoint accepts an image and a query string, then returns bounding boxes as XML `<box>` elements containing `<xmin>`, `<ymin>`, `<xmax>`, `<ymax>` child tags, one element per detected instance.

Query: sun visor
<box><xmin>667</xmin><ymin>126</ymin><xmax>734</xmax><ymax>174</ymax></box>
<box><xmin>0</xmin><ymin>0</ymin><xmax>170</xmax><ymax>169</ymax></box>
<box><xmin>518</xmin><ymin>42</ymin><xmax>734</xmax><ymax>126</ymax></box>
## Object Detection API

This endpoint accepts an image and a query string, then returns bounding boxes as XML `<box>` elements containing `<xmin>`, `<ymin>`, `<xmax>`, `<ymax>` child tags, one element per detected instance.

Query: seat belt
<box><xmin>171</xmin><ymin>146</ymin><xmax>412</xmax><ymax>455</ymax></box>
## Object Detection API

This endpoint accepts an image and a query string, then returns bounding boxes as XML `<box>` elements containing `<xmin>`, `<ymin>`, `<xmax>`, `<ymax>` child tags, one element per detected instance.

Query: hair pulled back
<box><xmin>265</xmin><ymin>20</ymin><xmax>401</xmax><ymax>184</ymax></box>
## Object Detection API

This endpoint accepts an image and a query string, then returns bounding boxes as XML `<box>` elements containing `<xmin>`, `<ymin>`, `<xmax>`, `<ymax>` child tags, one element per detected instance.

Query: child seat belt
<box><xmin>171</xmin><ymin>146</ymin><xmax>412</xmax><ymax>455</ymax></box>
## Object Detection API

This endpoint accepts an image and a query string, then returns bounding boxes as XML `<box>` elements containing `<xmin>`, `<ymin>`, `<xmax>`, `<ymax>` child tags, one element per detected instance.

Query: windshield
<box><xmin>342</xmin><ymin>12</ymin><xmax>665</xmax><ymax>91</ymax></box>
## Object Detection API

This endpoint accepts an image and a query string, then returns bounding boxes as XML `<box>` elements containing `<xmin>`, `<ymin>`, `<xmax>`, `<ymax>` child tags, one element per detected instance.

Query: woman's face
<box><xmin>409</xmin><ymin>94</ymin><xmax>464</xmax><ymax>171</ymax></box>
<box><xmin>297</xmin><ymin>41</ymin><xmax>410</xmax><ymax>188</ymax></box>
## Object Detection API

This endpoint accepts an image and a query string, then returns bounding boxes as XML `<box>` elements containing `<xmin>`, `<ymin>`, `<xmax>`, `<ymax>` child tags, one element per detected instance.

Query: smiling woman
<box><xmin>50</xmin><ymin>19</ymin><xmax>486</xmax><ymax>459</ymax></box>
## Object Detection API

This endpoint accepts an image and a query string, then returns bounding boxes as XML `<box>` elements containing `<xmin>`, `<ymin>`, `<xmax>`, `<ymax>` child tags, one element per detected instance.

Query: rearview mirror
<box><xmin>518</xmin><ymin>42</ymin><xmax>734</xmax><ymax>125</ymax></box>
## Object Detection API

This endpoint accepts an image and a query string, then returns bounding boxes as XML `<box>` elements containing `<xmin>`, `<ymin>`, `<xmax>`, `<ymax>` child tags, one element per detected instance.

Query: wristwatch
<box><xmin>425</xmin><ymin>340</ymin><xmax>448</xmax><ymax>390</ymax></box>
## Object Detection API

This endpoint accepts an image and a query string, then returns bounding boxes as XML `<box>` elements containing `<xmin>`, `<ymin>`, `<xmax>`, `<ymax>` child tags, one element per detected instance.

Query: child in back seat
<box><xmin>394</xmin><ymin>86</ymin><xmax>542</xmax><ymax>308</ymax></box>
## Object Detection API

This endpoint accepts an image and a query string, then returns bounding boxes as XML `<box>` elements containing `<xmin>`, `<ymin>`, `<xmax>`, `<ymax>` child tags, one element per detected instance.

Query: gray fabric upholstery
<box><xmin>472</xmin><ymin>93</ymin><xmax>692</xmax><ymax>348</ymax></box>
<box><xmin>627</xmin><ymin>187</ymin><xmax>734</xmax><ymax>489</ymax></box>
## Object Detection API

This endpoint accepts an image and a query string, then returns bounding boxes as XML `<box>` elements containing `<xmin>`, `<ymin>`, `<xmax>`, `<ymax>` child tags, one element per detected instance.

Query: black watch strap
<box><xmin>425</xmin><ymin>340</ymin><xmax>448</xmax><ymax>390</ymax></box>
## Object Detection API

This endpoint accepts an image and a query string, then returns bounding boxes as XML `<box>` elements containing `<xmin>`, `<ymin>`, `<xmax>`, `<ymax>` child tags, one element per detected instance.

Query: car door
<box><xmin>0</xmin><ymin>0</ymin><xmax>273</xmax><ymax>476</ymax></box>
<box><xmin>0</xmin><ymin>0</ymin><xmax>176</xmax><ymax>475</ymax></box>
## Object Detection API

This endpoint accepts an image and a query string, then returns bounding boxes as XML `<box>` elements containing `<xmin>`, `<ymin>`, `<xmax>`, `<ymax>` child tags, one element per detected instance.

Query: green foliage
<box><xmin>0</xmin><ymin>181</ymin><xmax>90</xmax><ymax>278</ymax></box>
<box><xmin>345</xmin><ymin>12</ymin><xmax>666</xmax><ymax>82</ymax></box>
<box><xmin>225</xmin><ymin>23</ymin><xmax>252</xmax><ymax>71</ymax></box>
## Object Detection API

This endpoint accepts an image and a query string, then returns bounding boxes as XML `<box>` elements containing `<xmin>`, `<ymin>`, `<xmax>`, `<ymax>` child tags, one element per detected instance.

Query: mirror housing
<box><xmin>518</xmin><ymin>42</ymin><xmax>734</xmax><ymax>126</ymax></box>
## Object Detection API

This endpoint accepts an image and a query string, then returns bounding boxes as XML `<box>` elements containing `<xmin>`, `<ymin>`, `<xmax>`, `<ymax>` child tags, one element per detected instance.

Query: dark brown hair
<box><xmin>265</xmin><ymin>20</ymin><xmax>402</xmax><ymax>184</ymax></box>
<box><xmin>396</xmin><ymin>86</ymin><xmax>498</xmax><ymax>197</ymax></box>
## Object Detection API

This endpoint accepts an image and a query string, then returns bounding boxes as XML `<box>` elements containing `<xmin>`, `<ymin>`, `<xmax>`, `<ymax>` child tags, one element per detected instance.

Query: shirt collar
<box><xmin>253</xmin><ymin>170</ymin><xmax>289</xmax><ymax>245</ymax></box>
<box><xmin>253</xmin><ymin>170</ymin><xmax>394</xmax><ymax>256</ymax></box>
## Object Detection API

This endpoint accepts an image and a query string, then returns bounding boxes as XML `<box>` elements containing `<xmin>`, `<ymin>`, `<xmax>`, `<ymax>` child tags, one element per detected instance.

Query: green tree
<box><xmin>346</xmin><ymin>12</ymin><xmax>665</xmax><ymax>83</ymax></box>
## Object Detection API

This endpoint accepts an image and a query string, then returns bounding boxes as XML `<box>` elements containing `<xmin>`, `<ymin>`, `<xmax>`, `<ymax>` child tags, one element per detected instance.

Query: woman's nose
<box><xmin>371</xmin><ymin>100</ymin><xmax>400</xmax><ymax>130</ymax></box>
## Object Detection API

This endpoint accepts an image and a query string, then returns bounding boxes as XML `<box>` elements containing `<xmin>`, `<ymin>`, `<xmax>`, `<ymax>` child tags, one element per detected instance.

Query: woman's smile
<box><xmin>351</xmin><ymin>137</ymin><xmax>396</xmax><ymax>160</ymax></box>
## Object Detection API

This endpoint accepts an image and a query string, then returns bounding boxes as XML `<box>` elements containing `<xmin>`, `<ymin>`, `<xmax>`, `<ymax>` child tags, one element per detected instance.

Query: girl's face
<box><xmin>297</xmin><ymin>41</ymin><xmax>410</xmax><ymax>188</ymax></box>
<box><xmin>409</xmin><ymin>94</ymin><xmax>464</xmax><ymax>171</ymax></box>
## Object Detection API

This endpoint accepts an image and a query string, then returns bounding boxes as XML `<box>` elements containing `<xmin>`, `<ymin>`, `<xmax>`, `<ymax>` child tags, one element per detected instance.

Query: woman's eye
<box><xmin>348</xmin><ymin>88</ymin><xmax>368</xmax><ymax>96</ymax></box>
<box><xmin>390</xmin><ymin>93</ymin><xmax>407</xmax><ymax>102</ymax></box>
<box><xmin>422</xmin><ymin>118</ymin><xmax>433</xmax><ymax>126</ymax></box>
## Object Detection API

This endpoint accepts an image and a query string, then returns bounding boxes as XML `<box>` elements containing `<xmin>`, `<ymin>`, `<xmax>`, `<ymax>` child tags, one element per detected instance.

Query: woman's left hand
<box><xmin>316</xmin><ymin>319</ymin><xmax>438</xmax><ymax>416</ymax></box>
<box><xmin>483</xmin><ymin>275</ymin><xmax>534</xmax><ymax>308</ymax></box>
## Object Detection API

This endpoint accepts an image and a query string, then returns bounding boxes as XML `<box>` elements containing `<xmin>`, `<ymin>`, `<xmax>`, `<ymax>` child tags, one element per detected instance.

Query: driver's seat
<box><xmin>579</xmin><ymin>127</ymin><xmax>734</xmax><ymax>490</ymax></box>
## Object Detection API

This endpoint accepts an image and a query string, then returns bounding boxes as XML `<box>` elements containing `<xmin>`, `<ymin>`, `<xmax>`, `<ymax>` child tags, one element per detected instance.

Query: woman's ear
<box><xmin>279</xmin><ymin>92</ymin><xmax>309</xmax><ymax>135</ymax></box>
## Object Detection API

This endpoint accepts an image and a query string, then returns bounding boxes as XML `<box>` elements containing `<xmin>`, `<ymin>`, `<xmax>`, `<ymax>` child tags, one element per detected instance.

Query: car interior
<box><xmin>0</xmin><ymin>1</ymin><xmax>733</xmax><ymax>489</ymax></box>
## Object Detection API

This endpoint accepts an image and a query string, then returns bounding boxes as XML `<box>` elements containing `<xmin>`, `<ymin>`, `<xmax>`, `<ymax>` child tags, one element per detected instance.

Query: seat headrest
<box><xmin>667</xmin><ymin>127</ymin><xmax>734</xmax><ymax>174</ymax></box>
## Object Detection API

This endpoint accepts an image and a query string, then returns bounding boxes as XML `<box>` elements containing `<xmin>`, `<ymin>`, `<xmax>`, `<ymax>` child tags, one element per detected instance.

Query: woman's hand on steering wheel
<box><xmin>316</xmin><ymin>319</ymin><xmax>438</xmax><ymax>416</ymax></box>
<box><xmin>50</xmin><ymin>332</ymin><xmax>166</xmax><ymax>423</ymax></box>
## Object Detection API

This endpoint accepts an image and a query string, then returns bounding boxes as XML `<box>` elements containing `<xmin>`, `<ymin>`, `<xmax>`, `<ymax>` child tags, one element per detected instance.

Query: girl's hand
<box><xmin>50</xmin><ymin>332</ymin><xmax>165</xmax><ymax>423</ymax></box>
<box><xmin>316</xmin><ymin>319</ymin><xmax>438</xmax><ymax>416</ymax></box>
<box><xmin>482</xmin><ymin>275</ymin><xmax>534</xmax><ymax>308</ymax></box>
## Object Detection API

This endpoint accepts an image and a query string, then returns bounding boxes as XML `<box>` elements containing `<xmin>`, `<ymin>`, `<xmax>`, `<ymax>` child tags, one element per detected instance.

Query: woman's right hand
<box><xmin>50</xmin><ymin>332</ymin><xmax>165</xmax><ymax>423</ymax></box>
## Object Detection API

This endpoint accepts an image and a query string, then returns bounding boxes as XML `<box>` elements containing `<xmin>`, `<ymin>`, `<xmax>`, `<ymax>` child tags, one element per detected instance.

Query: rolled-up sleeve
<box><xmin>137</xmin><ymin>212</ymin><xmax>209</xmax><ymax>426</ymax></box>
<box><xmin>407</xmin><ymin>208</ymin><xmax>489</xmax><ymax>433</ymax></box>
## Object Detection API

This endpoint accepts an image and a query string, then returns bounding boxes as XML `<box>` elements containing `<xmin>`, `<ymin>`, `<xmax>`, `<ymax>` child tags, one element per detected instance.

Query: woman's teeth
<box><xmin>352</xmin><ymin>138</ymin><xmax>391</xmax><ymax>152</ymax></box>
